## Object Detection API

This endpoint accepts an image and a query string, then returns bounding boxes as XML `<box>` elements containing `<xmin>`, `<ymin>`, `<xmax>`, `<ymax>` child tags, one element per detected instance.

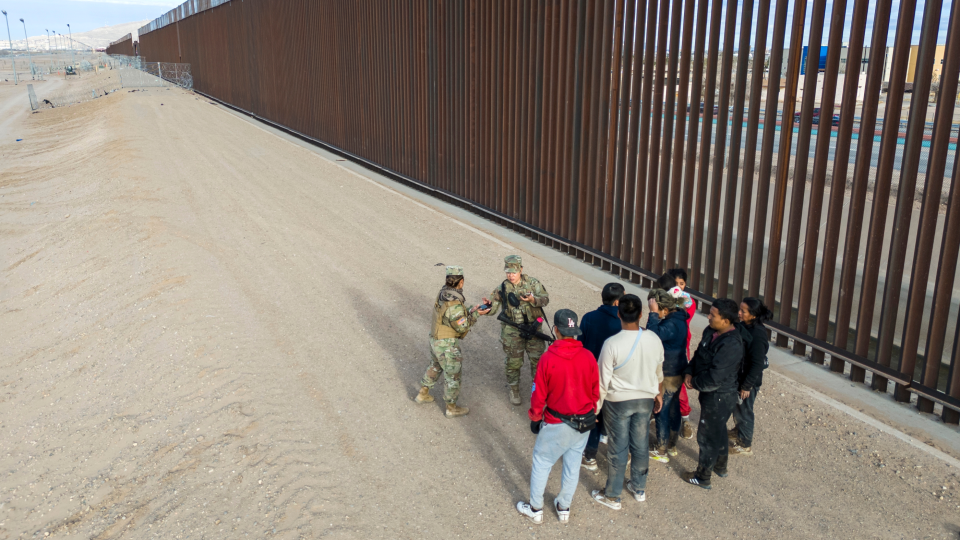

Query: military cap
<box><xmin>445</xmin><ymin>265</ymin><xmax>464</xmax><ymax>276</ymax></box>
<box><xmin>503</xmin><ymin>254</ymin><xmax>523</xmax><ymax>272</ymax></box>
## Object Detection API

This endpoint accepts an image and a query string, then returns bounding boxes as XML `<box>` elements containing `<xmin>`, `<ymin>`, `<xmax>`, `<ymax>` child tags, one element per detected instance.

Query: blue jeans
<box><xmin>732</xmin><ymin>387</ymin><xmax>759</xmax><ymax>447</ymax></box>
<box><xmin>529</xmin><ymin>422</ymin><xmax>590</xmax><ymax>510</ymax></box>
<box><xmin>603</xmin><ymin>398</ymin><xmax>654</xmax><ymax>498</ymax></box>
<box><xmin>655</xmin><ymin>385</ymin><xmax>681</xmax><ymax>446</ymax></box>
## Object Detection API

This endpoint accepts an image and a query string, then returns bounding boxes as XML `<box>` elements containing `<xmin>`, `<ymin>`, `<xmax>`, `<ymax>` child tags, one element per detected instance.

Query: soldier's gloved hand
<box><xmin>530</xmin><ymin>420</ymin><xmax>542</xmax><ymax>434</ymax></box>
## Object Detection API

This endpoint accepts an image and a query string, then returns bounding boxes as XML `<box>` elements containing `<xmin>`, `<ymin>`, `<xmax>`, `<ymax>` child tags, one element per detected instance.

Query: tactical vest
<box><xmin>499</xmin><ymin>279</ymin><xmax>545</xmax><ymax>325</ymax></box>
<box><xmin>431</xmin><ymin>299</ymin><xmax>468</xmax><ymax>340</ymax></box>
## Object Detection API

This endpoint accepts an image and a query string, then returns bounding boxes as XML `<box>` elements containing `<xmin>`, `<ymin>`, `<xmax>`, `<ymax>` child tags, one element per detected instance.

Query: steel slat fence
<box><xmin>136</xmin><ymin>0</ymin><xmax>960</xmax><ymax>421</ymax></box>
<box><xmin>106</xmin><ymin>34</ymin><xmax>137</xmax><ymax>57</ymax></box>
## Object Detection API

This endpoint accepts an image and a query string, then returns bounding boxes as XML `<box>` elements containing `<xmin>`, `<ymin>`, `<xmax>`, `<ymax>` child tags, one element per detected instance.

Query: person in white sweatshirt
<box><xmin>591</xmin><ymin>294</ymin><xmax>664</xmax><ymax>510</ymax></box>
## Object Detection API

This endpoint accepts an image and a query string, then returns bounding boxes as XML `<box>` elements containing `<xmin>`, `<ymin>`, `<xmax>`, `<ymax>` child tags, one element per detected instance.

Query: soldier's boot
<box><xmin>509</xmin><ymin>385</ymin><xmax>522</xmax><ymax>406</ymax></box>
<box><xmin>445</xmin><ymin>403</ymin><xmax>469</xmax><ymax>418</ymax></box>
<box><xmin>415</xmin><ymin>386</ymin><xmax>434</xmax><ymax>404</ymax></box>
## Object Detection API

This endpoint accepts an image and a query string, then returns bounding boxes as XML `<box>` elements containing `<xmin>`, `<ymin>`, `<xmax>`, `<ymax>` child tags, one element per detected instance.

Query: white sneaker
<box><xmin>516</xmin><ymin>501</ymin><xmax>543</xmax><ymax>524</ymax></box>
<box><xmin>591</xmin><ymin>489</ymin><xmax>622</xmax><ymax>510</ymax></box>
<box><xmin>599</xmin><ymin>435</ymin><xmax>608</xmax><ymax>445</ymax></box>
<box><xmin>625</xmin><ymin>483</ymin><xmax>646</xmax><ymax>502</ymax></box>
<box><xmin>581</xmin><ymin>456</ymin><xmax>598</xmax><ymax>471</ymax></box>
<box><xmin>649</xmin><ymin>447</ymin><xmax>670</xmax><ymax>463</ymax></box>
<box><xmin>554</xmin><ymin>501</ymin><xmax>570</xmax><ymax>523</ymax></box>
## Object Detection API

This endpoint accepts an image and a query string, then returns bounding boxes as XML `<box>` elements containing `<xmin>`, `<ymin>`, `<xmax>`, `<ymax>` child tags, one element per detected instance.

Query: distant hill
<box><xmin>5</xmin><ymin>21</ymin><xmax>149</xmax><ymax>51</ymax></box>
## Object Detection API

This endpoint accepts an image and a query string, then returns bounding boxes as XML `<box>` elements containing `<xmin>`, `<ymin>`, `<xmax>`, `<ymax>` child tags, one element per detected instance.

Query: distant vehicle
<box><xmin>686</xmin><ymin>103</ymin><xmax>720</xmax><ymax>115</ymax></box>
<box><xmin>64</xmin><ymin>66</ymin><xmax>78</xmax><ymax>77</ymax></box>
<box><xmin>794</xmin><ymin>107</ymin><xmax>822</xmax><ymax>124</ymax></box>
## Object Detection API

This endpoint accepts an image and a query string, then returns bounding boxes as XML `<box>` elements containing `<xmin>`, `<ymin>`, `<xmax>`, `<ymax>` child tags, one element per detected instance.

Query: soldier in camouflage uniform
<box><xmin>415</xmin><ymin>265</ymin><xmax>490</xmax><ymax>418</ymax></box>
<box><xmin>482</xmin><ymin>255</ymin><xmax>551</xmax><ymax>406</ymax></box>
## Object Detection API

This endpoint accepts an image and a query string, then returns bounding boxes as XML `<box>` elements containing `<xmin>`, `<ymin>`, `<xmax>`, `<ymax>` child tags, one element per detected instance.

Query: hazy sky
<box><xmin>0</xmin><ymin>0</ymin><xmax>178</xmax><ymax>35</ymax></box>
<box><xmin>0</xmin><ymin>0</ymin><xmax>951</xmax><ymax>47</ymax></box>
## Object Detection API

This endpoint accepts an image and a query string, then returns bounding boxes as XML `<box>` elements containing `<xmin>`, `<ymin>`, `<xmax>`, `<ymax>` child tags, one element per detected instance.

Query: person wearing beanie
<box><xmin>667</xmin><ymin>268</ymin><xmax>697</xmax><ymax>440</ymax></box>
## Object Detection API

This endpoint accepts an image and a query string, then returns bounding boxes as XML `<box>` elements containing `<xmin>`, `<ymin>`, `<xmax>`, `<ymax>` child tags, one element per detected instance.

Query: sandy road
<box><xmin>1</xmin><ymin>85</ymin><xmax>959</xmax><ymax>539</ymax></box>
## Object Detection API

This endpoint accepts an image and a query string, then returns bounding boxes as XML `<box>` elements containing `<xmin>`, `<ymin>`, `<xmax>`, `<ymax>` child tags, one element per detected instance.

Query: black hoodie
<box><xmin>685</xmin><ymin>326</ymin><xmax>744</xmax><ymax>394</ymax></box>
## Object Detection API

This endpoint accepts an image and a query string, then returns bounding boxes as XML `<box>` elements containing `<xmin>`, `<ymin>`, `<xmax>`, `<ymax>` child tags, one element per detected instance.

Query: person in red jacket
<box><xmin>668</xmin><ymin>268</ymin><xmax>697</xmax><ymax>440</ymax></box>
<box><xmin>516</xmin><ymin>309</ymin><xmax>600</xmax><ymax>525</ymax></box>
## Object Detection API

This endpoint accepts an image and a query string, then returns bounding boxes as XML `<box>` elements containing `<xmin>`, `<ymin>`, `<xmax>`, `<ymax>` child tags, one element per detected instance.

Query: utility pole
<box><xmin>20</xmin><ymin>19</ymin><xmax>32</xmax><ymax>79</ymax></box>
<box><xmin>2</xmin><ymin>11</ymin><xmax>12</xmax><ymax>50</ymax></box>
<box><xmin>45</xmin><ymin>29</ymin><xmax>50</xmax><ymax>51</ymax></box>
<box><xmin>67</xmin><ymin>23</ymin><xmax>74</xmax><ymax>65</ymax></box>
<box><xmin>2</xmin><ymin>11</ymin><xmax>14</xmax><ymax>84</ymax></box>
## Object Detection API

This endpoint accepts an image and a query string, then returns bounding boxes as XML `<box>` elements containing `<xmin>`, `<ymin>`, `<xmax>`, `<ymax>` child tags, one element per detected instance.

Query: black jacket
<box><xmin>738</xmin><ymin>321</ymin><xmax>769</xmax><ymax>391</ymax></box>
<box><xmin>685</xmin><ymin>326</ymin><xmax>744</xmax><ymax>394</ymax></box>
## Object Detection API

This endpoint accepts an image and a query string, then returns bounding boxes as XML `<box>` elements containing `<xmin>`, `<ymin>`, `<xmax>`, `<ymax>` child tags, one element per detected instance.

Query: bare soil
<box><xmin>1</xmin><ymin>86</ymin><xmax>959</xmax><ymax>539</ymax></box>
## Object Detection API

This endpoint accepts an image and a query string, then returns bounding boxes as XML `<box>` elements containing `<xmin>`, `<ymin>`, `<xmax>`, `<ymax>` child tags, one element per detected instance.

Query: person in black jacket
<box><xmin>729</xmin><ymin>297</ymin><xmax>772</xmax><ymax>456</ymax></box>
<box><xmin>682</xmin><ymin>298</ymin><xmax>743</xmax><ymax>489</ymax></box>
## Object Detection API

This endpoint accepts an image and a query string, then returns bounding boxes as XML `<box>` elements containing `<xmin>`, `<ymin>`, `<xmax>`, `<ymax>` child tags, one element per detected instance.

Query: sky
<box><xmin>0</xmin><ymin>0</ymin><xmax>178</xmax><ymax>36</ymax></box>
<box><xmin>0</xmin><ymin>0</ymin><xmax>952</xmax><ymax>50</ymax></box>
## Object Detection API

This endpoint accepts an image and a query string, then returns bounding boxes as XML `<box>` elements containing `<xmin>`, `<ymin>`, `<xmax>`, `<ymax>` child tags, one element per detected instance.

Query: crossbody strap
<box><xmin>613</xmin><ymin>329</ymin><xmax>643</xmax><ymax>371</ymax></box>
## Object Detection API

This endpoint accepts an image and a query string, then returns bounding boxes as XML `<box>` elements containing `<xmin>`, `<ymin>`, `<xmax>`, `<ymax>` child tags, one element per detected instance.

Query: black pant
<box><xmin>584</xmin><ymin>408</ymin><xmax>605</xmax><ymax>460</ymax></box>
<box><xmin>695</xmin><ymin>391</ymin><xmax>738</xmax><ymax>484</ymax></box>
<box><xmin>732</xmin><ymin>387</ymin><xmax>759</xmax><ymax>447</ymax></box>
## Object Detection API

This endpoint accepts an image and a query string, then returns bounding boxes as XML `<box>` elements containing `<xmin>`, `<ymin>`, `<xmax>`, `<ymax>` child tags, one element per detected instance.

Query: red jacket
<box><xmin>682</xmin><ymin>293</ymin><xmax>696</xmax><ymax>359</ymax></box>
<box><xmin>529</xmin><ymin>339</ymin><xmax>600</xmax><ymax>424</ymax></box>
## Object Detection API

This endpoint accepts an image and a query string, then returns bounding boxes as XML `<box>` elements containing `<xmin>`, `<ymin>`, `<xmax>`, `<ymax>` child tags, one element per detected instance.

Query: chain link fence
<box><xmin>108</xmin><ymin>55</ymin><xmax>193</xmax><ymax>90</ymax></box>
<box><xmin>31</xmin><ymin>57</ymin><xmax>194</xmax><ymax>110</ymax></box>
<box><xmin>34</xmin><ymin>82</ymin><xmax>120</xmax><ymax>109</ymax></box>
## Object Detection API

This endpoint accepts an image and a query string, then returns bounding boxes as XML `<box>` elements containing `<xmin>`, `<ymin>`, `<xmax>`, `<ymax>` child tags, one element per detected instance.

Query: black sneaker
<box><xmin>684</xmin><ymin>472</ymin><xmax>711</xmax><ymax>490</ymax></box>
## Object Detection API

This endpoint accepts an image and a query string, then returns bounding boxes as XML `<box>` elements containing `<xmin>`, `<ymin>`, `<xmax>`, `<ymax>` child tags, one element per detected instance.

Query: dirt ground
<box><xmin>1</xmin><ymin>84</ymin><xmax>959</xmax><ymax>540</ymax></box>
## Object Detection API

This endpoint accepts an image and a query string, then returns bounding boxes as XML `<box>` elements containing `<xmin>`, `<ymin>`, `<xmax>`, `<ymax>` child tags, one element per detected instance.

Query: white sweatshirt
<box><xmin>597</xmin><ymin>329</ymin><xmax>664</xmax><ymax>409</ymax></box>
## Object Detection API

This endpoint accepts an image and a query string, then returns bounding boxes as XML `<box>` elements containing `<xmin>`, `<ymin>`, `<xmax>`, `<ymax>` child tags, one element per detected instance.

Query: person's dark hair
<box><xmin>667</xmin><ymin>268</ymin><xmax>688</xmax><ymax>282</ymax></box>
<box><xmin>741</xmin><ymin>297</ymin><xmax>773</xmax><ymax>323</ymax></box>
<box><xmin>445</xmin><ymin>275</ymin><xmax>464</xmax><ymax>288</ymax></box>
<box><xmin>656</xmin><ymin>273</ymin><xmax>677</xmax><ymax>291</ymax></box>
<box><xmin>712</xmin><ymin>298</ymin><xmax>739</xmax><ymax>325</ymax></box>
<box><xmin>601</xmin><ymin>283</ymin><xmax>625</xmax><ymax>305</ymax></box>
<box><xmin>618</xmin><ymin>294</ymin><xmax>643</xmax><ymax>323</ymax></box>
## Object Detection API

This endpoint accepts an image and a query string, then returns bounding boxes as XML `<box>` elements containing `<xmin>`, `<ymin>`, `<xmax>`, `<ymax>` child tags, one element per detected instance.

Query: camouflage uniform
<box><xmin>420</xmin><ymin>266</ymin><xmax>481</xmax><ymax>405</ymax></box>
<box><xmin>486</xmin><ymin>255</ymin><xmax>550</xmax><ymax>386</ymax></box>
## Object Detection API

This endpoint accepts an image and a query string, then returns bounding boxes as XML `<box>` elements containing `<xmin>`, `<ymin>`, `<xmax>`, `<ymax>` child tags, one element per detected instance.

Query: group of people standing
<box><xmin>413</xmin><ymin>255</ymin><xmax>771</xmax><ymax>524</ymax></box>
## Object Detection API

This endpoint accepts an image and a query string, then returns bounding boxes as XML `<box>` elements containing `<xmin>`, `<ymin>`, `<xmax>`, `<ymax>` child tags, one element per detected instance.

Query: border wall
<box><xmin>106</xmin><ymin>33</ymin><xmax>137</xmax><ymax>57</ymax></box>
